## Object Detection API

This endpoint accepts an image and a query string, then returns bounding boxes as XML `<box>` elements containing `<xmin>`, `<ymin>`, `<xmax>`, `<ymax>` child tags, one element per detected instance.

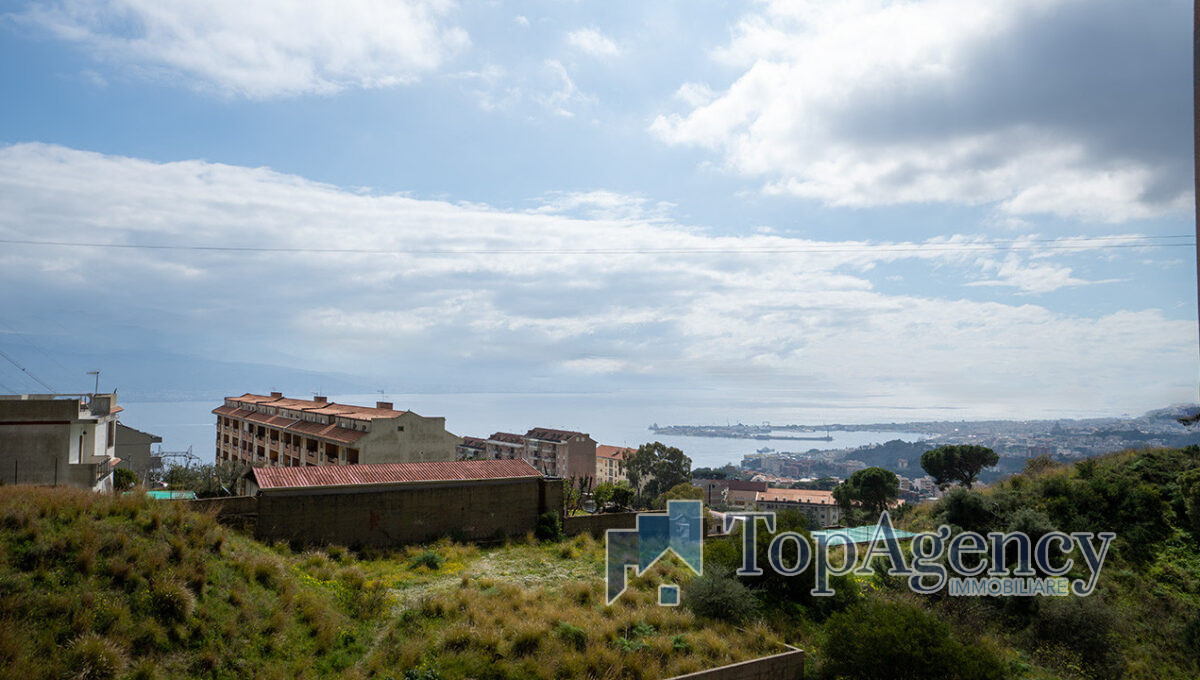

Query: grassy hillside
<box><xmin>0</xmin><ymin>487</ymin><xmax>784</xmax><ymax>680</ymax></box>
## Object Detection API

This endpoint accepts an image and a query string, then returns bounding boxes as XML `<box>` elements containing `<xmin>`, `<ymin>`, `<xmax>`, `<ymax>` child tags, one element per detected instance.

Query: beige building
<box><xmin>0</xmin><ymin>393</ymin><xmax>122</xmax><ymax>491</ymax></box>
<box><xmin>754</xmin><ymin>488</ymin><xmax>842</xmax><ymax>527</ymax></box>
<box><xmin>214</xmin><ymin>393</ymin><xmax>458</xmax><ymax>467</ymax></box>
<box><xmin>115</xmin><ymin>423</ymin><xmax>162</xmax><ymax>480</ymax></box>
<box><xmin>595</xmin><ymin>445</ymin><xmax>632</xmax><ymax>485</ymax></box>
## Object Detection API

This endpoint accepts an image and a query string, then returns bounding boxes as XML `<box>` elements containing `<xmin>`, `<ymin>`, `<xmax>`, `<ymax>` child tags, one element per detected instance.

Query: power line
<box><xmin>0</xmin><ymin>349</ymin><xmax>54</xmax><ymax>393</ymax></box>
<box><xmin>0</xmin><ymin>235</ymin><xmax>1193</xmax><ymax>256</ymax></box>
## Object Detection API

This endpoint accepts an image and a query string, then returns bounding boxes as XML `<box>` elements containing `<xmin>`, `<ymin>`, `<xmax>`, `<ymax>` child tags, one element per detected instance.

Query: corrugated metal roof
<box><xmin>288</xmin><ymin>421</ymin><xmax>366</xmax><ymax>444</ymax></box>
<box><xmin>251</xmin><ymin>459</ymin><xmax>542</xmax><ymax>490</ymax></box>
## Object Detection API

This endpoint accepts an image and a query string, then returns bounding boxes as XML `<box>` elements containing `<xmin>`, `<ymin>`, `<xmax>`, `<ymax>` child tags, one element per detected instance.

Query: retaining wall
<box><xmin>563</xmin><ymin>511</ymin><xmax>639</xmax><ymax>536</ymax></box>
<box><xmin>666</xmin><ymin>647</ymin><xmax>804</xmax><ymax>680</ymax></box>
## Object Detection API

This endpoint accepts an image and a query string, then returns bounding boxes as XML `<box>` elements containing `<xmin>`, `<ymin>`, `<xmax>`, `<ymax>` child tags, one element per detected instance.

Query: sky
<box><xmin>0</xmin><ymin>0</ymin><xmax>1195</xmax><ymax>422</ymax></box>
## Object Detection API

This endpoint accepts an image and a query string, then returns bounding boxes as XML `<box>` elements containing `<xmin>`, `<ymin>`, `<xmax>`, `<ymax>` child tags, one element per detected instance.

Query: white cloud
<box><xmin>651</xmin><ymin>0</ymin><xmax>1192</xmax><ymax>222</ymax></box>
<box><xmin>0</xmin><ymin>143</ymin><xmax>1192</xmax><ymax>416</ymax></box>
<box><xmin>535</xmin><ymin>60</ymin><xmax>593</xmax><ymax>117</ymax></box>
<box><xmin>17</xmin><ymin>0</ymin><xmax>469</xmax><ymax>97</ymax></box>
<box><xmin>566</xmin><ymin>27</ymin><xmax>619</xmax><ymax>58</ymax></box>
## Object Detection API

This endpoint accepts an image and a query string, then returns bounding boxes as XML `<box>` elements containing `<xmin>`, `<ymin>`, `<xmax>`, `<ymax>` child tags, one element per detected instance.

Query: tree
<box><xmin>921</xmin><ymin>445</ymin><xmax>999</xmax><ymax>489</ymax></box>
<box><xmin>609</xmin><ymin>483</ymin><xmax>635</xmax><ymax>510</ymax></box>
<box><xmin>834</xmin><ymin>467</ymin><xmax>899</xmax><ymax>519</ymax></box>
<box><xmin>163</xmin><ymin>461</ymin><xmax>248</xmax><ymax>498</ymax></box>
<box><xmin>112</xmin><ymin>467</ymin><xmax>136</xmax><ymax>492</ymax></box>
<box><xmin>625</xmin><ymin>442</ymin><xmax>692</xmax><ymax>501</ymax></box>
<box><xmin>822</xmin><ymin>600</ymin><xmax>1006</xmax><ymax>680</ymax></box>
<box><xmin>652</xmin><ymin>482</ymin><xmax>704</xmax><ymax>509</ymax></box>
<box><xmin>691</xmin><ymin>467</ymin><xmax>727</xmax><ymax>480</ymax></box>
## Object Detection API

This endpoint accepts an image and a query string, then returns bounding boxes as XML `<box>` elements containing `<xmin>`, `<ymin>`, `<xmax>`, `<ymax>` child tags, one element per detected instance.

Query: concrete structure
<box><xmin>485</xmin><ymin>432</ymin><xmax>525</xmax><ymax>461</ymax></box>
<box><xmin>595</xmin><ymin>445</ymin><xmax>631</xmax><ymax>485</ymax></box>
<box><xmin>0</xmin><ymin>393</ymin><xmax>123</xmax><ymax>491</ymax></box>
<box><xmin>457</xmin><ymin>427</ymin><xmax>597</xmax><ymax>479</ymax></box>
<box><xmin>665</xmin><ymin>645</ymin><xmax>804</xmax><ymax>680</ymax></box>
<box><xmin>214</xmin><ymin>393</ymin><xmax>458</xmax><ymax>467</ymax></box>
<box><xmin>234</xmin><ymin>459</ymin><xmax>563</xmax><ymax>547</ymax></box>
<box><xmin>694</xmin><ymin>479</ymin><xmax>768</xmax><ymax>506</ymax></box>
<box><xmin>523</xmin><ymin>428</ymin><xmax>596</xmax><ymax>479</ymax></box>
<box><xmin>754</xmin><ymin>488</ymin><xmax>842</xmax><ymax>527</ymax></box>
<box><xmin>455</xmin><ymin>436</ymin><xmax>487</xmax><ymax>460</ymax></box>
<box><xmin>115</xmin><ymin>423</ymin><xmax>162</xmax><ymax>480</ymax></box>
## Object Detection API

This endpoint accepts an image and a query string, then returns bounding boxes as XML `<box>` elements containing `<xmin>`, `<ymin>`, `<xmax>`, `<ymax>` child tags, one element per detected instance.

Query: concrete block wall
<box><xmin>254</xmin><ymin>477</ymin><xmax>555</xmax><ymax>547</ymax></box>
<box><xmin>666</xmin><ymin>647</ymin><xmax>804</xmax><ymax>680</ymax></box>
<box><xmin>563</xmin><ymin>511</ymin><xmax>639</xmax><ymax>537</ymax></box>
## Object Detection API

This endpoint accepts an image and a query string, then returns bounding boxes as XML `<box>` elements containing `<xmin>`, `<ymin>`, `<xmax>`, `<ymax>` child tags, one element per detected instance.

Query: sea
<box><xmin>119</xmin><ymin>392</ymin><xmax>929</xmax><ymax>471</ymax></box>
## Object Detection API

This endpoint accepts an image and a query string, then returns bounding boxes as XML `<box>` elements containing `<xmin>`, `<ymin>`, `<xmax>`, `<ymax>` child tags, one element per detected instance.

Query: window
<box><xmin>397</xmin><ymin>425</ymin><xmax>404</xmax><ymax>432</ymax></box>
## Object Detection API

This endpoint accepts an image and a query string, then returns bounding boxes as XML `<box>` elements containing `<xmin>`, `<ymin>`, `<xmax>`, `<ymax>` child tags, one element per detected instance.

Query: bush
<box><xmin>683</xmin><ymin>567</ymin><xmax>758</xmax><ymax>623</ymax></box>
<box><xmin>68</xmin><ymin>633</ymin><xmax>128</xmax><ymax>680</ymax></box>
<box><xmin>821</xmin><ymin>600</ymin><xmax>1006</xmax><ymax>680</ymax></box>
<box><xmin>1029</xmin><ymin>596</ymin><xmax>1121</xmax><ymax>680</ymax></box>
<box><xmin>935</xmin><ymin>487</ymin><xmax>995</xmax><ymax>534</ymax></box>
<box><xmin>113</xmin><ymin>468</ymin><xmax>137</xmax><ymax>492</ymax></box>
<box><xmin>408</xmin><ymin>550</ymin><xmax>445</xmax><ymax>571</ymax></box>
<box><xmin>150</xmin><ymin>579</ymin><xmax>195</xmax><ymax>623</ymax></box>
<box><xmin>534</xmin><ymin>512</ymin><xmax>563</xmax><ymax>542</ymax></box>
<box><xmin>554</xmin><ymin>621</ymin><xmax>587</xmax><ymax>651</ymax></box>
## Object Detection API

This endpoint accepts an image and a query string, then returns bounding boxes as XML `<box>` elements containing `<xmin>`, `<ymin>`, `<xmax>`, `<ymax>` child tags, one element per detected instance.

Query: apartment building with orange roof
<box><xmin>754</xmin><ymin>487</ymin><xmax>842</xmax><ymax>527</ymax></box>
<box><xmin>214</xmin><ymin>392</ymin><xmax>458</xmax><ymax>468</ymax></box>
<box><xmin>595</xmin><ymin>445</ymin><xmax>632</xmax><ymax>485</ymax></box>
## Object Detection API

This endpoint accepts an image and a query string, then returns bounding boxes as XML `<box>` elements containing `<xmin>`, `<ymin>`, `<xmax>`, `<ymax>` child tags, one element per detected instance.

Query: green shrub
<box><xmin>113</xmin><ymin>468</ymin><xmax>137</xmax><ymax>492</ymax></box>
<box><xmin>534</xmin><ymin>511</ymin><xmax>564</xmax><ymax>542</ymax></box>
<box><xmin>821</xmin><ymin>600</ymin><xmax>1006</xmax><ymax>680</ymax></box>
<box><xmin>555</xmin><ymin>621</ymin><xmax>587</xmax><ymax>651</ymax></box>
<box><xmin>149</xmin><ymin>579</ymin><xmax>195</xmax><ymax>623</ymax></box>
<box><xmin>683</xmin><ymin>567</ymin><xmax>758</xmax><ymax>622</ymax></box>
<box><xmin>408</xmin><ymin>550</ymin><xmax>445</xmax><ymax>571</ymax></box>
<box><xmin>68</xmin><ymin>633</ymin><xmax>127</xmax><ymax>680</ymax></box>
<box><xmin>1029</xmin><ymin>596</ymin><xmax>1121</xmax><ymax>680</ymax></box>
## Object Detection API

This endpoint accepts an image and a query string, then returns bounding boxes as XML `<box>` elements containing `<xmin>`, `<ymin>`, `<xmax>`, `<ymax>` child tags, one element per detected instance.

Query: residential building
<box><xmin>694</xmin><ymin>478</ymin><xmax>768</xmax><ymax>507</ymax></box>
<box><xmin>485</xmin><ymin>432</ymin><xmax>525</xmax><ymax>460</ymax></box>
<box><xmin>754</xmin><ymin>488</ymin><xmax>842</xmax><ymax>527</ymax></box>
<box><xmin>456</xmin><ymin>427</ymin><xmax>597</xmax><ymax>479</ymax></box>
<box><xmin>595</xmin><ymin>445</ymin><xmax>632</xmax><ymax>485</ymax></box>
<box><xmin>214</xmin><ymin>393</ymin><xmax>458</xmax><ymax>467</ymax></box>
<box><xmin>115</xmin><ymin>423</ymin><xmax>163</xmax><ymax>481</ymax></box>
<box><xmin>456</xmin><ymin>436</ymin><xmax>487</xmax><ymax>460</ymax></box>
<box><xmin>0</xmin><ymin>393</ymin><xmax>122</xmax><ymax>491</ymax></box>
<box><xmin>523</xmin><ymin>428</ymin><xmax>596</xmax><ymax>479</ymax></box>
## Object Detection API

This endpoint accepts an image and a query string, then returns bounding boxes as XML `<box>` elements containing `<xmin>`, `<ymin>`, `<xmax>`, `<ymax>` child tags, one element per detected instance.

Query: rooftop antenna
<box><xmin>87</xmin><ymin>370</ymin><xmax>100</xmax><ymax>395</ymax></box>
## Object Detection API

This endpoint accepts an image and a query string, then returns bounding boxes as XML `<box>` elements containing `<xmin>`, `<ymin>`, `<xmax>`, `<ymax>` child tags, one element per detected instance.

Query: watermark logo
<box><xmin>606</xmin><ymin>500</ymin><xmax>703</xmax><ymax>606</ymax></box>
<box><xmin>605</xmin><ymin>503</ymin><xmax>1114</xmax><ymax>605</ymax></box>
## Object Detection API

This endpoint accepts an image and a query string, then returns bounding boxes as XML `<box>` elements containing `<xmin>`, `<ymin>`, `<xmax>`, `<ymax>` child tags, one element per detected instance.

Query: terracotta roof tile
<box><xmin>229</xmin><ymin>393</ymin><xmax>410</xmax><ymax>422</ymax></box>
<box><xmin>251</xmin><ymin>459</ymin><xmax>542</xmax><ymax>491</ymax></box>
<box><xmin>488</xmin><ymin>432</ymin><xmax>526</xmax><ymax>445</ymax></box>
<box><xmin>596</xmin><ymin>445</ymin><xmax>633</xmax><ymax>461</ymax></box>
<box><xmin>525</xmin><ymin>427</ymin><xmax>588</xmax><ymax>442</ymax></box>
<box><xmin>756</xmin><ymin>488</ymin><xmax>837</xmax><ymax>505</ymax></box>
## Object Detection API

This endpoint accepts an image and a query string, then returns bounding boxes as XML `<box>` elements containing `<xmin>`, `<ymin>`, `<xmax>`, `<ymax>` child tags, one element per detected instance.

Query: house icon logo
<box><xmin>605</xmin><ymin>500</ymin><xmax>704</xmax><ymax>606</ymax></box>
